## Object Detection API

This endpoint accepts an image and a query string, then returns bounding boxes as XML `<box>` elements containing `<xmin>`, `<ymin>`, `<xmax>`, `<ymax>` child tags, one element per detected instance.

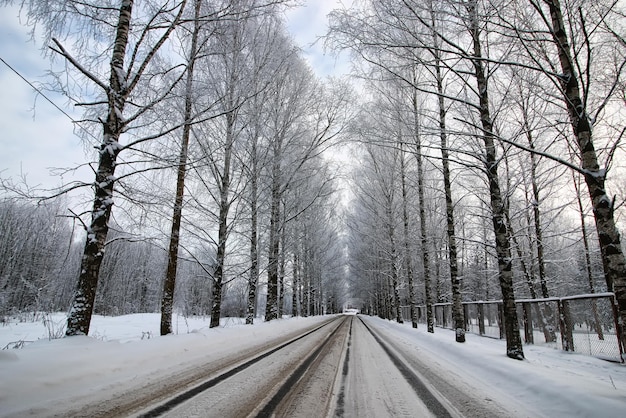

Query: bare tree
<box><xmin>328</xmin><ymin>0</ymin><xmax>524</xmax><ymax>349</ymax></box>
<box><xmin>179</xmin><ymin>1</ymin><xmax>294</xmax><ymax>327</ymax></box>
<box><xmin>462</xmin><ymin>0</ymin><xmax>524</xmax><ymax>359</ymax></box>
<box><xmin>161</xmin><ymin>0</ymin><xmax>204</xmax><ymax>336</ymax></box>
<box><xmin>426</xmin><ymin>0</ymin><xmax>465</xmax><ymax>342</ymax></box>
<box><xmin>409</xmin><ymin>81</ymin><xmax>434</xmax><ymax>333</ymax></box>
<box><xmin>345</xmin><ymin>99</ymin><xmax>407</xmax><ymax>325</ymax></box>
<box><xmin>400</xmin><ymin>142</ymin><xmax>418</xmax><ymax>328</ymax></box>
<box><xmin>573</xmin><ymin>169</ymin><xmax>604</xmax><ymax>340</ymax></box>
<box><xmin>0</xmin><ymin>197</ymin><xmax>79</xmax><ymax>317</ymax></box>
<box><xmin>263</xmin><ymin>68</ymin><xmax>351</xmax><ymax>321</ymax></box>
<box><xmin>194</xmin><ymin>7</ymin><xmax>257</xmax><ymax>328</ymax></box>
<box><xmin>521</xmin><ymin>0</ymin><xmax>626</xmax><ymax>346</ymax></box>
<box><xmin>0</xmin><ymin>0</ymin><xmax>191</xmax><ymax>336</ymax></box>
<box><xmin>238</xmin><ymin>12</ymin><xmax>290</xmax><ymax>324</ymax></box>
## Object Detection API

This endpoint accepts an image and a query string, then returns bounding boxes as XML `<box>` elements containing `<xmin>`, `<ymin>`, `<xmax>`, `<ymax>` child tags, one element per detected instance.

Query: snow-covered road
<box><xmin>139</xmin><ymin>315</ymin><xmax>522</xmax><ymax>417</ymax></box>
<box><xmin>1</xmin><ymin>313</ymin><xmax>625</xmax><ymax>417</ymax></box>
<box><xmin>140</xmin><ymin>315</ymin><xmax>468</xmax><ymax>417</ymax></box>
<box><xmin>338</xmin><ymin>317</ymin><xmax>437</xmax><ymax>417</ymax></box>
<box><xmin>147</xmin><ymin>316</ymin><xmax>348</xmax><ymax>417</ymax></box>
<box><xmin>335</xmin><ymin>315</ymin><xmax>521</xmax><ymax>417</ymax></box>
<box><xmin>155</xmin><ymin>315</ymin><xmax>469</xmax><ymax>417</ymax></box>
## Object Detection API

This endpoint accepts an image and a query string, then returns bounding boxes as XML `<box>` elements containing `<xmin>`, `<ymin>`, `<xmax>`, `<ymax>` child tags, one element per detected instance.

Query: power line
<box><xmin>0</xmin><ymin>54</ymin><xmax>179</xmax><ymax>193</ymax></box>
<box><xmin>0</xmin><ymin>55</ymin><xmax>78</xmax><ymax>125</ymax></box>
<box><xmin>1</xmin><ymin>55</ymin><xmax>104</xmax><ymax>143</ymax></box>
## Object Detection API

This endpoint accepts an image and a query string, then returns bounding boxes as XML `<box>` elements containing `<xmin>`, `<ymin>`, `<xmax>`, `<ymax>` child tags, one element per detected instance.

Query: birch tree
<box><xmin>194</xmin><ymin>6</ymin><xmax>257</xmax><ymax>328</ymax></box>
<box><xmin>328</xmin><ymin>0</ymin><xmax>470</xmax><ymax>340</ymax></box>
<box><xmin>285</xmin><ymin>163</ymin><xmax>344</xmax><ymax>316</ymax></box>
<box><xmin>2</xmin><ymin>0</ymin><xmax>192</xmax><ymax>335</ymax></box>
<box><xmin>179</xmin><ymin>1</ymin><xmax>291</xmax><ymax>327</ymax></box>
<box><xmin>238</xmin><ymin>13</ymin><xmax>288</xmax><ymax>324</ymax></box>
<box><xmin>263</xmin><ymin>69</ymin><xmax>351</xmax><ymax>321</ymax></box>
<box><xmin>160</xmin><ymin>0</ymin><xmax>203</xmax><ymax>336</ymax></box>
<box><xmin>426</xmin><ymin>0</ymin><xmax>465</xmax><ymax>343</ymax></box>
<box><xmin>346</xmin><ymin>98</ymin><xmax>409</xmax><ymax>324</ymax></box>
<box><xmin>410</xmin><ymin>83</ymin><xmax>434</xmax><ymax>333</ymax></box>
<box><xmin>328</xmin><ymin>0</ymin><xmax>524</xmax><ymax>357</ymax></box>
<box><xmin>464</xmin><ymin>0</ymin><xmax>524</xmax><ymax>359</ymax></box>
<box><xmin>516</xmin><ymin>0</ymin><xmax>626</xmax><ymax>347</ymax></box>
<box><xmin>0</xmin><ymin>197</ymin><xmax>79</xmax><ymax>316</ymax></box>
<box><xmin>400</xmin><ymin>143</ymin><xmax>418</xmax><ymax>328</ymax></box>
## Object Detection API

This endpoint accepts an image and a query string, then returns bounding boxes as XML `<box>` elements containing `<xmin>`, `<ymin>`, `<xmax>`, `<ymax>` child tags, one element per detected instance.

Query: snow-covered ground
<box><xmin>369</xmin><ymin>316</ymin><xmax>626</xmax><ymax>418</ymax></box>
<box><xmin>1</xmin><ymin>313</ymin><xmax>625</xmax><ymax>417</ymax></box>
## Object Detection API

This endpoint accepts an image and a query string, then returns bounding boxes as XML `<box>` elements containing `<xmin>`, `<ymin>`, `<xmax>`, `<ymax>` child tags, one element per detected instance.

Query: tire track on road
<box><xmin>135</xmin><ymin>316</ymin><xmax>343</xmax><ymax>417</ymax></box>
<box><xmin>352</xmin><ymin>316</ymin><xmax>459</xmax><ymax>418</ymax></box>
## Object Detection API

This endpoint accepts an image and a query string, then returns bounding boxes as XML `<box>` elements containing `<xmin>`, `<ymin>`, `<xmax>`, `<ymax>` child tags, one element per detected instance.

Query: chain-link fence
<box><xmin>516</xmin><ymin>299</ymin><xmax>560</xmax><ymax>348</ymax></box>
<box><xmin>407</xmin><ymin>292</ymin><xmax>624</xmax><ymax>362</ymax></box>
<box><xmin>554</xmin><ymin>294</ymin><xmax>621</xmax><ymax>361</ymax></box>
<box><xmin>463</xmin><ymin>302</ymin><xmax>504</xmax><ymax>339</ymax></box>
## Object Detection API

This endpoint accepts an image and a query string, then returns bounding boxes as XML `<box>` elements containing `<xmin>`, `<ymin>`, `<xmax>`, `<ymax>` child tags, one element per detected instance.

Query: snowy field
<box><xmin>1</xmin><ymin>312</ymin><xmax>625</xmax><ymax>417</ymax></box>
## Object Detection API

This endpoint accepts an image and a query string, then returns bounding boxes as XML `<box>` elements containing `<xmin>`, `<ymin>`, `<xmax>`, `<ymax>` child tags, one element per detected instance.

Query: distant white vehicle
<box><xmin>343</xmin><ymin>308</ymin><xmax>359</xmax><ymax>315</ymax></box>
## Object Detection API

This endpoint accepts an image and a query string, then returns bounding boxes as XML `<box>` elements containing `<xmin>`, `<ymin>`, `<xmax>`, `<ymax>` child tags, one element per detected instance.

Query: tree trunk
<box><xmin>210</xmin><ymin>112</ymin><xmax>235</xmax><ymax>328</ymax></box>
<box><xmin>300</xmin><ymin>242</ymin><xmax>311</xmax><ymax>317</ymax></box>
<box><xmin>160</xmin><ymin>0</ymin><xmax>202</xmax><ymax>336</ymax></box>
<box><xmin>388</xmin><ymin>203</ymin><xmax>403</xmax><ymax>324</ymax></box>
<box><xmin>573</xmin><ymin>173</ymin><xmax>604</xmax><ymax>340</ymax></box>
<box><xmin>265</xmin><ymin>147</ymin><xmax>282</xmax><ymax>321</ymax></box>
<box><xmin>529</xmin><ymin>143</ymin><xmax>549</xmax><ymax>299</ymax></box>
<box><xmin>542</xmin><ymin>0</ymin><xmax>626</xmax><ymax>346</ymax></box>
<box><xmin>292</xmin><ymin>249</ymin><xmax>299</xmax><ymax>317</ymax></box>
<box><xmin>506</xmin><ymin>195</ymin><xmax>555</xmax><ymax>343</ymax></box>
<box><xmin>526</xmin><ymin>127</ymin><xmax>557</xmax><ymax>343</ymax></box>
<box><xmin>412</xmin><ymin>86</ymin><xmax>434</xmax><ymax>333</ymax></box>
<box><xmin>481</xmin><ymin>203</ymin><xmax>492</xmax><ymax>302</ymax></box>
<box><xmin>430</xmin><ymin>18</ymin><xmax>464</xmax><ymax>340</ymax></box>
<box><xmin>468</xmin><ymin>0</ymin><xmax>524</xmax><ymax>359</ymax></box>
<box><xmin>278</xmin><ymin>210</ymin><xmax>286</xmax><ymax>318</ymax></box>
<box><xmin>246</xmin><ymin>127</ymin><xmax>259</xmax><ymax>325</ymax></box>
<box><xmin>66</xmin><ymin>0</ymin><xmax>133</xmax><ymax>336</ymax></box>
<box><xmin>400</xmin><ymin>143</ymin><xmax>418</xmax><ymax>328</ymax></box>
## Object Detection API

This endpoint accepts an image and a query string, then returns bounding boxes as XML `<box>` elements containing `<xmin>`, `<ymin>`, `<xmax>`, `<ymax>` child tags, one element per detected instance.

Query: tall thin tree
<box><xmin>161</xmin><ymin>0</ymin><xmax>203</xmax><ymax>336</ymax></box>
<box><xmin>467</xmin><ymin>0</ymin><xmax>524</xmax><ymax>359</ymax></box>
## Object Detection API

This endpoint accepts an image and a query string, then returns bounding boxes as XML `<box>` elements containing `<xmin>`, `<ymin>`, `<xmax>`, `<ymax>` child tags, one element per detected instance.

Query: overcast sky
<box><xmin>0</xmin><ymin>1</ymin><xmax>351</xmax><ymax>193</ymax></box>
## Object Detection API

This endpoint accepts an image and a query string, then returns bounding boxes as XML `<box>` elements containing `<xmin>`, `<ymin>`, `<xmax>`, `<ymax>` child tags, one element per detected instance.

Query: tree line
<box><xmin>329</xmin><ymin>0</ymin><xmax>625</xmax><ymax>359</ymax></box>
<box><xmin>0</xmin><ymin>0</ymin><xmax>351</xmax><ymax>334</ymax></box>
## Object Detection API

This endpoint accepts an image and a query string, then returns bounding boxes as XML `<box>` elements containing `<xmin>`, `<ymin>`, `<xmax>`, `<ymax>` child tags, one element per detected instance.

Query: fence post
<box><xmin>523</xmin><ymin>302</ymin><xmax>533</xmax><ymax>344</ymax></box>
<box><xmin>559</xmin><ymin>299</ymin><xmax>575</xmax><ymax>352</ymax></box>
<box><xmin>478</xmin><ymin>303</ymin><xmax>485</xmax><ymax>336</ymax></box>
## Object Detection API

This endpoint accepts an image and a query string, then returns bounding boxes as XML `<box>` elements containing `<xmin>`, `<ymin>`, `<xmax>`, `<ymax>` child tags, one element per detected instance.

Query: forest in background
<box><xmin>1</xmin><ymin>0</ymin><xmax>625</xmax><ymax>359</ymax></box>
